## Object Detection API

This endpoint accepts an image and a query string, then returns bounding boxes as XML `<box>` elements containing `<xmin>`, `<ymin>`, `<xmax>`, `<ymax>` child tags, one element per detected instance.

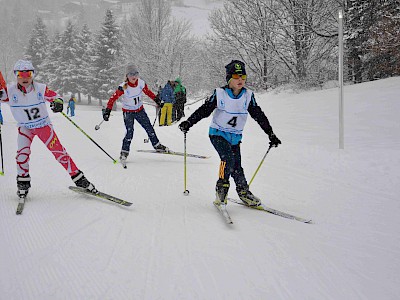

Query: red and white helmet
<box><xmin>13</xmin><ymin>60</ymin><xmax>35</xmax><ymax>73</ymax></box>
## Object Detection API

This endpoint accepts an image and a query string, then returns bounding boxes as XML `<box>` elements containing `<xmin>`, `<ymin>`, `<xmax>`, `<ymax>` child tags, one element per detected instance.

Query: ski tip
<box><xmin>0</xmin><ymin>172</ymin><xmax>4</xmax><ymax>176</ymax></box>
<box><xmin>113</xmin><ymin>160</ymin><xmax>118</xmax><ymax>164</ymax></box>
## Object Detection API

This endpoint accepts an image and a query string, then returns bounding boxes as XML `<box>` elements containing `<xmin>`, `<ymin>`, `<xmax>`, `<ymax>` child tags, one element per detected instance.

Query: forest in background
<box><xmin>0</xmin><ymin>0</ymin><xmax>399</xmax><ymax>102</ymax></box>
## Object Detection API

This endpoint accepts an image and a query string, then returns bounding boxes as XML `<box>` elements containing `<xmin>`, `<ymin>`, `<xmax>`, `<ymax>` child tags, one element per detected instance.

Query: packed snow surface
<box><xmin>1</xmin><ymin>77</ymin><xmax>399</xmax><ymax>299</ymax></box>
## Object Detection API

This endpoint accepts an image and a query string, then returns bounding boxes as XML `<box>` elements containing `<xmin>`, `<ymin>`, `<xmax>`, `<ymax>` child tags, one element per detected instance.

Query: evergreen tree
<box><xmin>91</xmin><ymin>10</ymin><xmax>122</xmax><ymax>103</ymax></box>
<box><xmin>25</xmin><ymin>16</ymin><xmax>49</xmax><ymax>73</ymax></box>
<box><xmin>364</xmin><ymin>0</ymin><xmax>400</xmax><ymax>79</ymax></box>
<box><xmin>58</xmin><ymin>20</ymin><xmax>79</xmax><ymax>96</ymax></box>
<box><xmin>76</xmin><ymin>24</ymin><xmax>95</xmax><ymax>103</ymax></box>
<box><xmin>37</xmin><ymin>32</ymin><xmax>63</xmax><ymax>91</ymax></box>
<box><xmin>345</xmin><ymin>0</ymin><xmax>400</xmax><ymax>83</ymax></box>
<box><xmin>344</xmin><ymin>0</ymin><xmax>372</xmax><ymax>83</ymax></box>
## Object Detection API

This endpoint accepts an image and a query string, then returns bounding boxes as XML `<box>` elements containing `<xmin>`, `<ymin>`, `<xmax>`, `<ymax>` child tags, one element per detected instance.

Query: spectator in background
<box><xmin>159</xmin><ymin>80</ymin><xmax>175</xmax><ymax>126</ymax></box>
<box><xmin>67</xmin><ymin>94</ymin><xmax>76</xmax><ymax>116</ymax></box>
<box><xmin>173</xmin><ymin>77</ymin><xmax>187</xmax><ymax>122</ymax></box>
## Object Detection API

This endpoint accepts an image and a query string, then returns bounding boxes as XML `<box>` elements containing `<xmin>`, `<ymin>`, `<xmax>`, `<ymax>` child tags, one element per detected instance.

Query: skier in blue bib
<box><xmin>179</xmin><ymin>60</ymin><xmax>281</xmax><ymax>207</ymax></box>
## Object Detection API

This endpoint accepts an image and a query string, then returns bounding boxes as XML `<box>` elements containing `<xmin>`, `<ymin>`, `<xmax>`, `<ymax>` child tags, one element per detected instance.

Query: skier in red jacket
<box><xmin>102</xmin><ymin>63</ymin><xmax>168</xmax><ymax>164</ymax></box>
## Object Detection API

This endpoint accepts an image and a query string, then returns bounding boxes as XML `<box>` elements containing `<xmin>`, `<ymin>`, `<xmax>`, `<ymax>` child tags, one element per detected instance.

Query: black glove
<box><xmin>50</xmin><ymin>98</ymin><xmax>64</xmax><ymax>113</ymax></box>
<box><xmin>160</xmin><ymin>101</ymin><xmax>165</xmax><ymax>108</ymax></box>
<box><xmin>0</xmin><ymin>90</ymin><xmax>3</xmax><ymax>98</ymax></box>
<box><xmin>103</xmin><ymin>108</ymin><xmax>111</xmax><ymax>121</ymax></box>
<box><xmin>179</xmin><ymin>120</ymin><xmax>191</xmax><ymax>133</ymax></box>
<box><xmin>269</xmin><ymin>133</ymin><xmax>281</xmax><ymax>147</ymax></box>
<box><xmin>154</xmin><ymin>95</ymin><xmax>162</xmax><ymax>107</ymax></box>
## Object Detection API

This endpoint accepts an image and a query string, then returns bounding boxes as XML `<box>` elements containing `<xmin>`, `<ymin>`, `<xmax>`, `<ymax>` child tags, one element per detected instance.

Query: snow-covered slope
<box><xmin>1</xmin><ymin>77</ymin><xmax>399</xmax><ymax>299</ymax></box>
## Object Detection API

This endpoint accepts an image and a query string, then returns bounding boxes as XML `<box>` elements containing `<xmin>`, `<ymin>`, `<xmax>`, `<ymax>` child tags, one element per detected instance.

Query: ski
<box><xmin>227</xmin><ymin>198</ymin><xmax>312</xmax><ymax>223</ymax></box>
<box><xmin>137</xmin><ymin>149</ymin><xmax>210</xmax><ymax>159</ymax></box>
<box><xmin>214</xmin><ymin>203</ymin><xmax>233</xmax><ymax>224</ymax></box>
<box><xmin>16</xmin><ymin>195</ymin><xmax>26</xmax><ymax>215</ymax></box>
<box><xmin>69</xmin><ymin>186</ymin><xmax>132</xmax><ymax>207</ymax></box>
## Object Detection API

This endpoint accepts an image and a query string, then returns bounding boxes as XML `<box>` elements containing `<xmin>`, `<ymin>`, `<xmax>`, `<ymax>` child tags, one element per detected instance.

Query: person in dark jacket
<box><xmin>178</xmin><ymin>60</ymin><xmax>281</xmax><ymax>207</ymax></box>
<box><xmin>173</xmin><ymin>77</ymin><xmax>186</xmax><ymax>122</ymax></box>
<box><xmin>159</xmin><ymin>81</ymin><xmax>175</xmax><ymax>126</ymax></box>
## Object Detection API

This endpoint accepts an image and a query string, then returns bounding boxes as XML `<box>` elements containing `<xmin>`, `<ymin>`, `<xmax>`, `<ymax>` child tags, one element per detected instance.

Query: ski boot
<box><xmin>119</xmin><ymin>150</ymin><xmax>129</xmax><ymax>168</ymax></box>
<box><xmin>237</xmin><ymin>185</ymin><xmax>261</xmax><ymax>207</ymax></box>
<box><xmin>17</xmin><ymin>175</ymin><xmax>31</xmax><ymax>197</ymax></box>
<box><xmin>154</xmin><ymin>143</ymin><xmax>169</xmax><ymax>152</ymax></box>
<box><xmin>72</xmin><ymin>170</ymin><xmax>98</xmax><ymax>194</ymax></box>
<box><xmin>213</xmin><ymin>180</ymin><xmax>230</xmax><ymax>206</ymax></box>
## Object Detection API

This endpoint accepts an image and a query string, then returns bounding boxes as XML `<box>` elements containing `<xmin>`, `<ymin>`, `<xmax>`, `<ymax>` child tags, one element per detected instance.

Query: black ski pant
<box><xmin>209</xmin><ymin>135</ymin><xmax>247</xmax><ymax>189</ymax></box>
<box><xmin>122</xmin><ymin>110</ymin><xmax>159</xmax><ymax>152</ymax></box>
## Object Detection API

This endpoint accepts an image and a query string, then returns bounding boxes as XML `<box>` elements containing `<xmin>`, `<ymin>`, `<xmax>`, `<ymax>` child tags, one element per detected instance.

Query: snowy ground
<box><xmin>0</xmin><ymin>77</ymin><xmax>399</xmax><ymax>299</ymax></box>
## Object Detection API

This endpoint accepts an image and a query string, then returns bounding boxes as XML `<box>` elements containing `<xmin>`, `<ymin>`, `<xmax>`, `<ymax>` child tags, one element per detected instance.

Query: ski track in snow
<box><xmin>1</xmin><ymin>78</ymin><xmax>400</xmax><ymax>299</ymax></box>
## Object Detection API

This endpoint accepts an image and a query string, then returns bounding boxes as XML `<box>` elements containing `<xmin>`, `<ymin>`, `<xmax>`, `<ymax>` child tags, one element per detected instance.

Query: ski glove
<box><xmin>179</xmin><ymin>120</ymin><xmax>191</xmax><ymax>133</ymax></box>
<box><xmin>50</xmin><ymin>98</ymin><xmax>64</xmax><ymax>113</ymax></box>
<box><xmin>103</xmin><ymin>108</ymin><xmax>111</xmax><ymax>121</ymax></box>
<box><xmin>154</xmin><ymin>95</ymin><xmax>162</xmax><ymax>107</ymax></box>
<box><xmin>269</xmin><ymin>133</ymin><xmax>281</xmax><ymax>147</ymax></box>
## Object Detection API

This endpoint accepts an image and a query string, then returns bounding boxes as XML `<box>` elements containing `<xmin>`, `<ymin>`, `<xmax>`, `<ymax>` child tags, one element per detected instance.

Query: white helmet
<box><xmin>13</xmin><ymin>59</ymin><xmax>35</xmax><ymax>73</ymax></box>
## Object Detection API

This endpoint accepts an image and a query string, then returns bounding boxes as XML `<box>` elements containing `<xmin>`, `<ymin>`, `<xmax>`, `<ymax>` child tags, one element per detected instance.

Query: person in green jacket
<box><xmin>173</xmin><ymin>77</ymin><xmax>186</xmax><ymax>122</ymax></box>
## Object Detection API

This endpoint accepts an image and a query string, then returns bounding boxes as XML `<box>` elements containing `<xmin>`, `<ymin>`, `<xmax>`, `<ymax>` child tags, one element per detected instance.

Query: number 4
<box><xmin>227</xmin><ymin>117</ymin><xmax>237</xmax><ymax>127</ymax></box>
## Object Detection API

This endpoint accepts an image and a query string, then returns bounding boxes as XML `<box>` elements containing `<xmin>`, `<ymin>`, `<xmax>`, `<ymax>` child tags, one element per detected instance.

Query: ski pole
<box><xmin>61</xmin><ymin>112</ymin><xmax>117</xmax><ymax>164</ymax></box>
<box><xmin>94</xmin><ymin>120</ymin><xmax>104</xmax><ymax>130</ymax></box>
<box><xmin>0</xmin><ymin>124</ymin><xmax>4</xmax><ymax>175</ymax></box>
<box><xmin>144</xmin><ymin>106</ymin><xmax>159</xmax><ymax>143</ymax></box>
<box><xmin>248</xmin><ymin>144</ymin><xmax>273</xmax><ymax>187</ymax></box>
<box><xmin>183</xmin><ymin>132</ymin><xmax>189</xmax><ymax>195</ymax></box>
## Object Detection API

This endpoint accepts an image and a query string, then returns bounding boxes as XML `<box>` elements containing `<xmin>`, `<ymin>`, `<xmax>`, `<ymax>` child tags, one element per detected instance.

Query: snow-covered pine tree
<box><xmin>345</xmin><ymin>0</ymin><xmax>400</xmax><ymax>83</ymax></box>
<box><xmin>75</xmin><ymin>24</ymin><xmax>94</xmax><ymax>103</ymax></box>
<box><xmin>57</xmin><ymin>21</ymin><xmax>80</xmax><ymax>96</ymax></box>
<box><xmin>25</xmin><ymin>16</ymin><xmax>49</xmax><ymax>73</ymax></box>
<box><xmin>344</xmin><ymin>0</ymin><xmax>371</xmax><ymax>83</ymax></box>
<box><xmin>37</xmin><ymin>32</ymin><xmax>63</xmax><ymax>91</ymax></box>
<box><xmin>91</xmin><ymin>9</ymin><xmax>122</xmax><ymax>106</ymax></box>
<box><xmin>364</xmin><ymin>0</ymin><xmax>400</xmax><ymax>80</ymax></box>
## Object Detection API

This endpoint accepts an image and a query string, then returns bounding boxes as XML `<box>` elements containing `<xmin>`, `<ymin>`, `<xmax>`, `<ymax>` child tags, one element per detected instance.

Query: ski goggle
<box><xmin>231</xmin><ymin>73</ymin><xmax>247</xmax><ymax>80</ymax></box>
<box><xmin>15</xmin><ymin>70</ymin><xmax>34</xmax><ymax>78</ymax></box>
<box><xmin>127</xmin><ymin>71</ymin><xmax>139</xmax><ymax>77</ymax></box>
